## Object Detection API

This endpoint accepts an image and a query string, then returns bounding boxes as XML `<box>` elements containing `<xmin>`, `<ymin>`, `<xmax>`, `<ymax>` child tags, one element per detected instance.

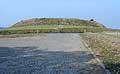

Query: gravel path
<box><xmin>0</xmin><ymin>33</ymin><xmax>107</xmax><ymax>74</ymax></box>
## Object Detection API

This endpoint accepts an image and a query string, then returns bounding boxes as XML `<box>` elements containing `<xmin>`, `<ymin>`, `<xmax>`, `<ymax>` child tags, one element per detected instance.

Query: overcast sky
<box><xmin>0</xmin><ymin>0</ymin><xmax>120</xmax><ymax>29</ymax></box>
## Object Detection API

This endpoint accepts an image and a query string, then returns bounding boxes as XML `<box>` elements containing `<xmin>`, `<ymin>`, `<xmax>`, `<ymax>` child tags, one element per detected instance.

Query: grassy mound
<box><xmin>0</xmin><ymin>18</ymin><xmax>107</xmax><ymax>35</ymax></box>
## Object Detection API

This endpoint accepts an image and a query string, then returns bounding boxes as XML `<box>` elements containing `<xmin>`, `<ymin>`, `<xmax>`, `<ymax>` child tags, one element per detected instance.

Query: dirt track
<box><xmin>0</xmin><ymin>33</ymin><xmax>107</xmax><ymax>74</ymax></box>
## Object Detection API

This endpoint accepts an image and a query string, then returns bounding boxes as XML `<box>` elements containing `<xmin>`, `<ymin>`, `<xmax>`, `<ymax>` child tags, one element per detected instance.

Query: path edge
<box><xmin>80</xmin><ymin>34</ymin><xmax>111</xmax><ymax>74</ymax></box>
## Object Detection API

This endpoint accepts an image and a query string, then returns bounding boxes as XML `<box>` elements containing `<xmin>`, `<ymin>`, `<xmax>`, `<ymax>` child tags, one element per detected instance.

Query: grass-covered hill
<box><xmin>0</xmin><ymin>18</ymin><xmax>107</xmax><ymax>35</ymax></box>
<box><xmin>12</xmin><ymin>18</ymin><xmax>105</xmax><ymax>28</ymax></box>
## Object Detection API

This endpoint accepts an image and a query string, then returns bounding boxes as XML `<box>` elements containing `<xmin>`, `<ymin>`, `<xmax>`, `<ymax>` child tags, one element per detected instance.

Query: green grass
<box><xmin>0</xmin><ymin>25</ymin><xmax>107</xmax><ymax>35</ymax></box>
<box><xmin>7</xmin><ymin>25</ymin><xmax>59</xmax><ymax>30</ymax></box>
<box><xmin>7</xmin><ymin>25</ymin><xmax>100</xmax><ymax>30</ymax></box>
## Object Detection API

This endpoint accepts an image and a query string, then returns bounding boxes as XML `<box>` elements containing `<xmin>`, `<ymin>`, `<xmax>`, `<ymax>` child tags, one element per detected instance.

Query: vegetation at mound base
<box><xmin>0</xmin><ymin>25</ymin><xmax>107</xmax><ymax>35</ymax></box>
<box><xmin>0</xmin><ymin>18</ymin><xmax>108</xmax><ymax>35</ymax></box>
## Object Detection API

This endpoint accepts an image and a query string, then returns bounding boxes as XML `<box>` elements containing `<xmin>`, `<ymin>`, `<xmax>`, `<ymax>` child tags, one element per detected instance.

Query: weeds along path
<box><xmin>0</xmin><ymin>33</ymin><xmax>108</xmax><ymax>74</ymax></box>
<box><xmin>81</xmin><ymin>33</ymin><xmax>120</xmax><ymax>74</ymax></box>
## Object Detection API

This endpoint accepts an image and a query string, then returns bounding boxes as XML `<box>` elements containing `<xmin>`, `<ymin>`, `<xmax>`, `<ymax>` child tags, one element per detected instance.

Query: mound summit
<box><xmin>12</xmin><ymin>18</ymin><xmax>106</xmax><ymax>28</ymax></box>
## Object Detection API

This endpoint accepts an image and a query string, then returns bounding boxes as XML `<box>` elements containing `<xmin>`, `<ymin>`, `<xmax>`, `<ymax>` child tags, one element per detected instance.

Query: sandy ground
<box><xmin>0</xmin><ymin>33</ymin><xmax>107</xmax><ymax>74</ymax></box>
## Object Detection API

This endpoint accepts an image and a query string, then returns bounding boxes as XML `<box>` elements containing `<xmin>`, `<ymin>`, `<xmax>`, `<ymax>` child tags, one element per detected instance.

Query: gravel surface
<box><xmin>0</xmin><ymin>33</ymin><xmax>107</xmax><ymax>74</ymax></box>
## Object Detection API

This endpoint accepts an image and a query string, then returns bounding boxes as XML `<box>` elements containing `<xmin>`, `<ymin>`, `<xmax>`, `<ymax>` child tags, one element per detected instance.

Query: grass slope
<box><xmin>0</xmin><ymin>25</ymin><xmax>106</xmax><ymax>35</ymax></box>
<box><xmin>0</xmin><ymin>18</ymin><xmax>107</xmax><ymax>35</ymax></box>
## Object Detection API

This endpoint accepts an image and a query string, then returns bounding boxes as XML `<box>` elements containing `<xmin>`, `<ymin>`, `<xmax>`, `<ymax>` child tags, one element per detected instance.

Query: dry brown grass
<box><xmin>81</xmin><ymin>33</ymin><xmax>120</xmax><ymax>74</ymax></box>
